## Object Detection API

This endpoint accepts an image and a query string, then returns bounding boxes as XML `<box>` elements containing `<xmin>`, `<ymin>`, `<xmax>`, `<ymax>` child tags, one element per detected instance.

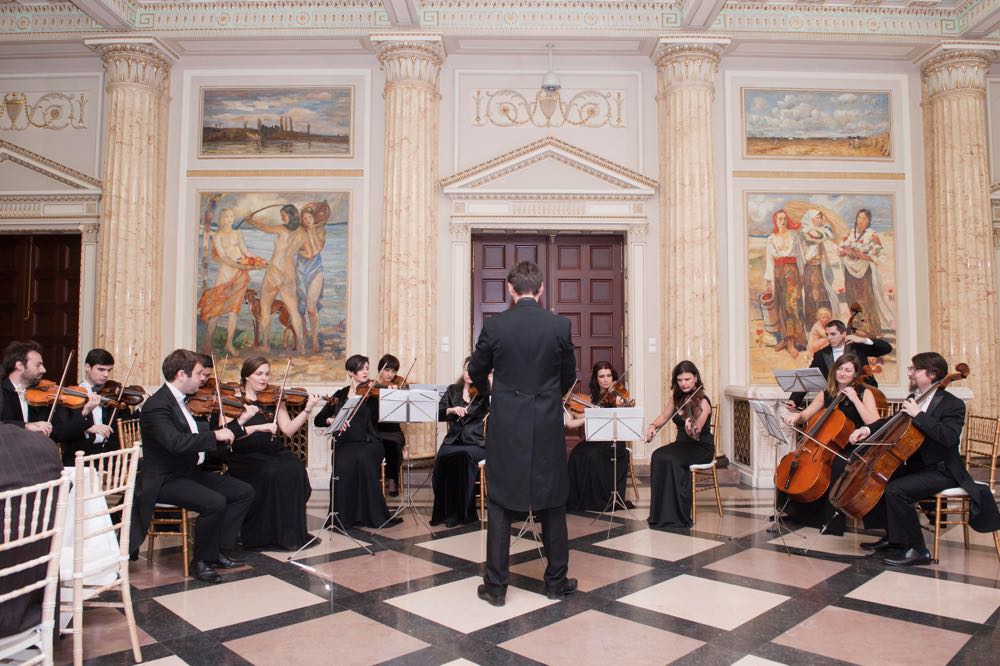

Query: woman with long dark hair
<box><xmin>227</xmin><ymin>356</ymin><xmax>320</xmax><ymax>550</ymax></box>
<box><xmin>564</xmin><ymin>361</ymin><xmax>632</xmax><ymax>512</ymax></box>
<box><xmin>430</xmin><ymin>357</ymin><xmax>489</xmax><ymax>527</ymax></box>
<box><xmin>645</xmin><ymin>360</ymin><xmax>713</xmax><ymax>529</ymax></box>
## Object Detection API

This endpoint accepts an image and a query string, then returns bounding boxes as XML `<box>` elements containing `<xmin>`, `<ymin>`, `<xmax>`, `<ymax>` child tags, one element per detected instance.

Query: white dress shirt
<box><xmin>164</xmin><ymin>382</ymin><xmax>205</xmax><ymax>464</ymax></box>
<box><xmin>82</xmin><ymin>381</ymin><xmax>105</xmax><ymax>444</ymax></box>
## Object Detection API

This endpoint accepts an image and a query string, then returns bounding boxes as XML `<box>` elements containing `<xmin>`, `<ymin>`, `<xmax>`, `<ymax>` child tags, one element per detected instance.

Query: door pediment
<box><xmin>441</xmin><ymin>136</ymin><xmax>656</xmax><ymax>199</ymax></box>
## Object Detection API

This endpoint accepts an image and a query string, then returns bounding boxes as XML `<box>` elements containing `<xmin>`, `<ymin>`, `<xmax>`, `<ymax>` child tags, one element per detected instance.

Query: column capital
<box><xmin>653</xmin><ymin>36</ymin><xmax>729</xmax><ymax>89</ymax></box>
<box><xmin>371</xmin><ymin>34</ymin><xmax>446</xmax><ymax>89</ymax></box>
<box><xmin>919</xmin><ymin>43</ymin><xmax>997</xmax><ymax>98</ymax></box>
<box><xmin>85</xmin><ymin>36</ymin><xmax>174</xmax><ymax>92</ymax></box>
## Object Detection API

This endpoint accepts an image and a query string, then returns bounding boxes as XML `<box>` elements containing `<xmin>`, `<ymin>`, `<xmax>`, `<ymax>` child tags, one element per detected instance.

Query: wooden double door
<box><xmin>471</xmin><ymin>233</ymin><xmax>626</xmax><ymax>387</ymax></box>
<box><xmin>0</xmin><ymin>234</ymin><xmax>81</xmax><ymax>383</ymax></box>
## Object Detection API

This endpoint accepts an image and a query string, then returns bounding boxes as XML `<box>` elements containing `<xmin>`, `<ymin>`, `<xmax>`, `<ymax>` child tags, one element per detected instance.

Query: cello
<box><xmin>773</xmin><ymin>366</ymin><xmax>876</xmax><ymax>502</ymax></box>
<box><xmin>829</xmin><ymin>363</ymin><xmax>970</xmax><ymax>522</ymax></box>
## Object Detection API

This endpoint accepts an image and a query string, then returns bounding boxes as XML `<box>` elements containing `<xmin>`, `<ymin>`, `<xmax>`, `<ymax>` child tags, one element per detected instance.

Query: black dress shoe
<box><xmin>383</xmin><ymin>516</ymin><xmax>404</xmax><ymax>527</ymax></box>
<box><xmin>213</xmin><ymin>553</ymin><xmax>244</xmax><ymax>569</ymax></box>
<box><xmin>860</xmin><ymin>536</ymin><xmax>891</xmax><ymax>551</ymax></box>
<box><xmin>546</xmin><ymin>578</ymin><xmax>578</xmax><ymax>600</ymax></box>
<box><xmin>190</xmin><ymin>560</ymin><xmax>222</xmax><ymax>583</ymax></box>
<box><xmin>129</xmin><ymin>550</ymin><xmax>139</xmax><ymax>562</ymax></box>
<box><xmin>477</xmin><ymin>584</ymin><xmax>506</xmax><ymax>607</ymax></box>
<box><xmin>881</xmin><ymin>547</ymin><xmax>933</xmax><ymax>567</ymax></box>
<box><xmin>444</xmin><ymin>519</ymin><xmax>459</xmax><ymax>528</ymax></box>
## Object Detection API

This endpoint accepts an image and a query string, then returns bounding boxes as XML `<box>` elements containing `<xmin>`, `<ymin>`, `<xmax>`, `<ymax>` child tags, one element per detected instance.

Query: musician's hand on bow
<box><xmin>87</xmin><ymin>424</ymin><xmax>114</xmax><ymax>439</ymax></box>
<box><xmin>448</xmin><ymin>406</ymin><xmax>468</xmax><ymax>418</ymax></box>
<box><xmin>645</xmin><ymin>423</ymin><xmax>659</xmax><ymax>443</ymax></box>
<box><xmin>848</xmin><ymin>426</ymin><xmax>870</xmax><ymax>445</ymax></box>
<box><xmin>214</xmin><ymin>428</ymin><xmax>235</xmax><ymax>444</ymax></box>
<box><xmin>900</xmin><ymin>397</ymin><xmax>920</xmax><ymax>418</ymax></box>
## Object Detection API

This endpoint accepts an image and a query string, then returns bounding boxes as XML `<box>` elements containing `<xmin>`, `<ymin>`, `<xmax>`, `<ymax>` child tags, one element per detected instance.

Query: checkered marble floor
<box><xmin>62</xmin><ymin>475</ymin><xmax>1000</xmax><ymax>666</ymax></box>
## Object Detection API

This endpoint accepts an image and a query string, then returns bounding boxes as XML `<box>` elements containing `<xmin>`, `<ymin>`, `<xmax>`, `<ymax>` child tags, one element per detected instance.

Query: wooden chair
<box><xmin>0</xmin><ymin>475</ymin><xmax>71</xmax><ymax>666</ymax></box>
<box><xmin>690</xmin><ymin>408</ymin><xmax>723</xmax><ymax>524</ymax></box>
<box><xmin>963</xmin><ymin>414</ymin><xmax>1000</xmax><ymax>490</ymax></box>
<box><xmin>60</xmin><ymin>447</ymin><xmax>142</xmax><ymax>666</ymax></box>
<box><xmin>117</xmin><ymin>420</ymin><xmax>194</xmax><ymax>578</ymax></box>
<box><xmin>476</xmin><ymin>460</ymin><xmax>487</xmax><ymax>526</ymax></box>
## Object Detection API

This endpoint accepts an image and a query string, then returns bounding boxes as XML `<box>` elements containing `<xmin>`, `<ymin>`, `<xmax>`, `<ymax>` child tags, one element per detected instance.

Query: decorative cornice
<box><xmin>0</xmin><ymin>139</ymin><xmax>102</xmax><ymax>189</ymax></box>
<box><xmin>371</xmin><ymin>34</ymin><xmax>445</xmax><ymax>89</ymax></box>
<box><xmin>441</xmin><ymin>135</ymin><xmax>657</xmax><ymax>190</ymax></box>
<box><xmin>0</xmin><ymin>192</ymin><xmax>101</xmax><ymax>223</ymax></box>
<box><xmin>85</xmin><ymin>37</ymin><xmax>173</xmax><ymax>92</ymax></box>
<box><xmin>653</xmin><ymin>37</ymin><xmax>728</xmax><ymax>89</ymax></box>
<box><xmin>920</xmin><ymin>47</ymin><xmax>994</xmax><ymax>96</ymax></box>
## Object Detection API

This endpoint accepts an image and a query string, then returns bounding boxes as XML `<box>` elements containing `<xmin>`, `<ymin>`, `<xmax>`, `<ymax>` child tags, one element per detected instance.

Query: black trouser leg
<box><xmin>884</xmin><ymin>467</ymin><xmax>952</xmax><ymax>550</ymax></box>
<box><xmin>484</xmin><ymin>498</ymin><xmax>512</xmax><ymax>593</ymax></box>
<box><xmin>537</xmin><ymin>505</ymin><xmax>569</xmax><ymax>588</ymax></box>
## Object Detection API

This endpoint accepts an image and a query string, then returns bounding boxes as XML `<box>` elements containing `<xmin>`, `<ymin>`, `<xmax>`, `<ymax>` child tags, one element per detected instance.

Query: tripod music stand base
<box><xmin>287</xmin><ymin>510</ymin><xmax>373</xmax><ymax>566</ymax></box>
<box><xmin>373</xmin><ymin>446</ymin><xmax>435</xmax><ymax>538</ymax></box>
<box><xmin>512</xmin><ymin>511</ymin><xmax>545</xmax><ymax>559</ymax></box>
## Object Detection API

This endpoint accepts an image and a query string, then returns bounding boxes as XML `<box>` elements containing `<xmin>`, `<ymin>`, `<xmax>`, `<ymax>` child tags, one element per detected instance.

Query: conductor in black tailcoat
<box><xmin>468</xmin><ymin>260</ymin><xmax>578</xmax><ymax>606</ymax></box>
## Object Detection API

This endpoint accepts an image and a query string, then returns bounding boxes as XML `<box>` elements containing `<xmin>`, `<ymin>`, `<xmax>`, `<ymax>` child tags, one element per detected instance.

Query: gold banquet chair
<box><xmin>61</xmin><ymin>447</ymin><xmax>143</xmax><ymax>666</ymax></box>
<box><xmin>690</xmin><ymin>407</ymin><xmax>724</xmax><ymax>524</ymax></box>
<box><xmin>118</xmin><ymin>419</ymin><xmax>195</xmax><ymax>578</ymax></box>
<box><xmin>963</xmin><ymin>414</ymin><xmax>1000</xmax><ymax>490</ymax></box>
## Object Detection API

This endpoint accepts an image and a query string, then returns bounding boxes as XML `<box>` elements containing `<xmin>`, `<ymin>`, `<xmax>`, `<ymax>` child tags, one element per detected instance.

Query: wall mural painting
<box><xmin>746</xmin><ymin>192</ymin><xmax>897</xmax><ymax>385</ymax></box>
<box><xmin>199</xmin><ymin>86</ymin><xmax>354</xmax><ymax>157</ymax></box>
<box><xmin>196</xmin><ymin>191</ymin><xmax>349</xmax><ymax>383</ymax></box>
<box><xmin>742</xmin><ymin>88</ymin><xmax>891</xmax><ymax>159</ymax></box>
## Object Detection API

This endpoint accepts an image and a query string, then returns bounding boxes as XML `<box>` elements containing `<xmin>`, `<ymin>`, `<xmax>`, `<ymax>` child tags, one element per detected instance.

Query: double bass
<box><xmin>829</xmin><ymin>363</ymin><xmax>970</xmax><ymax>521</ymax></box>
<box><xmin>773</xmin><ymin>366</ymin><xmax>877</xmax><ymax>502</ymax></box>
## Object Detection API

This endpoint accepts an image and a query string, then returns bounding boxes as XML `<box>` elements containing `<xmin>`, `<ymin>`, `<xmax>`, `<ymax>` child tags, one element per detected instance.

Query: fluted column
<box><xmin>921</xmin><ymin>47</ymin><xmax>999</xmax><ymax>414</ymax></box>
<box><xmin>86</xmin><ymin>38</ymin><xmax>172</xmax><ymax>386</ymax></box>
<box><xmin>373</xmin><ymin>34</ymin><xmax>444</xmax><ymax>458</ymax></box>
<box><xmin>653</xmin><ymin>38</ymin><xmax>727</xmax><ymax>405</ymax></box>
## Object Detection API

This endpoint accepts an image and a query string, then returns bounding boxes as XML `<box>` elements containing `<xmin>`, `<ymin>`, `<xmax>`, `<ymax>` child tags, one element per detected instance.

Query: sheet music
<box><xmin>379</xmin><ymin>389</ymin><xmax>440</xmax><ymax>423</ymax></box>
<box><xmin>326</xmin><ymin>396</ymin><xmax>360</xmax><ymax>434</ymax></box>
<box><xmin>584</xmin><ymin>407</ymin><xmax>644</xmax><ymax>441</ymax></box>
<box><xmin>774</xmin><ymin>368</ymin><xmax>827</xmax><ymax>393</ymax></box>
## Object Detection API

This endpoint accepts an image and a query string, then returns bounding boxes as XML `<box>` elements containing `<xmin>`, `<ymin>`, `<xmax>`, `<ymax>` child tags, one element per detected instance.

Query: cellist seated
<box><xmin>847</xmin><ymin>352</ymin><xmax>1000</xmax><ymax>566</ymax></box>
<box><xmin>778</xmin><ymin>354</ymin><xmax>879</xmax><ymax>536</ymax></box>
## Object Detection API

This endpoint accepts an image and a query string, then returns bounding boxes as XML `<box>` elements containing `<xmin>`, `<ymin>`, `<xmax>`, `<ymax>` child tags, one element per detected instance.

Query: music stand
<box><xmin>288</xmin><ymin>403</ymin><xmax>373</xmax><ymax>568</ymax></box>
<box><xmin>774</xmin><ymin>368</ymin><xmax>827</xmax><ymax>396</ymax></box>
<box><xmin>748</xmin><ymin>399</ymin><xmax>802</xmax><ymax>548</ymax></box>
<box><xmin>374</xmin><ymin>389</ymin><xmax>440</xmax><ymax>535</ymax></box>
<box><xmin>585</xmin><ymin>407</ymin><xmax>643</xmax><ymax>536</ymax></box>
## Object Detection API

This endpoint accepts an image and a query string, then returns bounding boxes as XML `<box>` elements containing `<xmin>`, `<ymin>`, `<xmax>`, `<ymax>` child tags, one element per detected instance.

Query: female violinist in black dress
<box><xmin>563</xmin><ymin>361</ymin><xmax>632</xmax><ymax>512</ymax></box>
<box><xmin>780</xmin><ymin>353</ymin><xmax>879</xmax><ymax>535</ymax></box>
<box><xmin>313</xmin><ymin>354</ymin><xmax>400</xmax><ymax>528</ymax></box>
<box><xmin>374</xmin><ymin>354</ymin><xmax>405</xmax><ymax>497</ymax></box>
<box><xmin>430</xmin><ymin>358</ymin><xmax>488</xmax><ymax>527</ymax></box>
<box><xmin>645</xmin><ymin>360</ymin><xmax>713</xmax><ymax>529</ymax></box>
<box><xmin>227</xmin><ymin>356</ymin><xmax>321</xmax><ymax>550</ymax></box>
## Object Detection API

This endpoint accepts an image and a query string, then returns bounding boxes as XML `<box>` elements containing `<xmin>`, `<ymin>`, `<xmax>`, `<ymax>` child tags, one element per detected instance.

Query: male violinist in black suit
<box><xmin>52</xmin><ymin>348</ymin><xmax>125</xmax><ymax>466</ymax></box>
<box><xmin>130</xmin><ymin>349</ymin><xmax>255</xmax><ymax>583</ymax></box>
<box><xmin>468</xmin><ymin>260</ymin><xmax>578</xmax><ymax>607</ymax></box>
<box><xmin>847</xmin><ymin>352</ymin><xmax>1000</xmax><ymax>566</ymax></box>
<box><xmin>788</xmin><ymin>319</ymin><xmax>892</xmax><ymax>408</ymax></box>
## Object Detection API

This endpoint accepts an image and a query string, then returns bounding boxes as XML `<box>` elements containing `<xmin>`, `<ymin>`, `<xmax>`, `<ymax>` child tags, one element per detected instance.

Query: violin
<box><xmin>680</xmin><ymin>385</ymin><xmax>706</xmax><ymax>438</ymax></box>
<box><xmin>99</xmin><ymin>380</ymin><xmax>148</xmax><ymax>407</ymax></box>
<box><xmin>185</xmin><ymin>391</ymin><xmax>249</xmax><ymax>419</ymax></box>
<box><xmin>24</xmin><ymin>379</ymin><xmax>127</xmax><ymax>411</ymax></box>
<box><xmin>353</xmin><ymin>377</ymin><xmax>408</xmax><ymax>398</ymax></box>
<box><xmin>598</xmin><ymin>380</ymin><xmax>635</xmax><ymax>408</ymax></box>
<box><xmin>830</xmin><ymin>363</ymin><xmax>971</xmax><ymax>521</ymax></box>
<box><xmin>249</xmin><ymin>384</ymin><xmax>334</xmax><ymax>407</ymax></box>
<box><xmin>565</xmin><ymin>392</ymin><xmax>597</xmax><ymax>416</ymax></box>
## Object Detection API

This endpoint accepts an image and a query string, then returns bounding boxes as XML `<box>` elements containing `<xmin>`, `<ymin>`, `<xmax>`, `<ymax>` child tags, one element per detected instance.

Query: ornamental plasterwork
<box><xmin>473</xmin><ymin>88</ymin><xmax>625</xmax><ymax>129</ymax></box>
<box><xmin>0</xmin><ymin>193</ymin><xmax>101</xmax><ymax>223</ymax></box>
<box><xmin>4</xmin><ymin>0</ymin><xmax>1000</xmax><ymax>38</ymax></box>
<box><xmin>920</xmin><ymin>48</ymin><xmax>992</xmax><ymax>95</ymax></box>
<box><xmin>0</xmin><ymin>139</ymin><xmax>101</xmax><ymax>189</ymax></box>
<box><xmin>1</xmin><ymin>91</ymin><xmax>88</xmax><ymax>131</ymax></box>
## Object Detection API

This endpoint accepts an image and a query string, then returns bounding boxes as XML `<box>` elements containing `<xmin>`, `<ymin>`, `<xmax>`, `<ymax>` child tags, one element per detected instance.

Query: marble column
<box><xmin>372</xmin><ymin>35</ymin><xmax>445</xmax><ymax>458</ymax></box>
<box><xmin>86</xmin><ymin>38</ymin><xmax>172</xmax><ymax>386</ymax></box>
<box><xmin>653</xmin><ymin>38</ymin><xmax>727</xmax><ymax>406</ymax></box>
<box><xmin>921</xmin><ymin>47</ymin><xmax>999</xmax><ymax>415</ymax></box>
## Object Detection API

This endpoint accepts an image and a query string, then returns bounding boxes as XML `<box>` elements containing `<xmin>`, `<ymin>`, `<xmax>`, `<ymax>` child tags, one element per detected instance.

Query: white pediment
<box><xmin>0</xmin><ymin>140</ymin><xmax>102</xmax><ymax>192</ymax></box>
<box><xmin>441</xmin><ymin>137</ymin><xmax>656</xmax><ymax>199</ymax></box>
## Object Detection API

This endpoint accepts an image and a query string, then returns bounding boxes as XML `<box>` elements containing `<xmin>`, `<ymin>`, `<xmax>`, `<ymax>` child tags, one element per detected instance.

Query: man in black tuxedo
<box><xmin>468</xmin><ymin>260</ymin><xmax>578</xmax><ymax>606</ymax></box>
<box><xmin>1</xmin><ymin>340</ymin><xmax>54</xmax><ymax>439</ymax></box>
<box><xmin>789</xmin><ymin>319</ymin><xmax>892</xmax><ymax>408</ymax></box>
<box><xmin>52</xmin><ymin>348</ymin><xmax>125</xmax><ymax>466</ymax></box>
<box><xmin>848</xmin><ymin>352</ymin><xmax>1000</xmax><ymax>566</ymax></box>
<box><xmin>131</xmin><ymin>349</ymin><xmax>254</xmax><ymax>583</ymax></box>
<box><xmin>0</xmin><ymin>424</ymin><xmax>63</xmax><ymax>639</ymax></box>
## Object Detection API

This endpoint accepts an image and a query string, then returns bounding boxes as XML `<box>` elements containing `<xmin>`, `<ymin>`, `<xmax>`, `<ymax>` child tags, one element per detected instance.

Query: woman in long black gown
<box><xmin>313</xmin><ymin>354</ymin><xmax>400</xmax><ymax>528</ymax></box>
<box><xmin>645</xmin><ymin>360</ymin><xmax>714</xmax><ymax>529</ymax></box>
<box><xmin>227</xmin><ymin>357</ymin><xmax>321</xmax><ymax>550</ymax></box>
<box><xmin>563</xmin><ymin>361</ymin><xmax>632</xmax><ymax>512</ymax></box>
<box><xmin>779</xmin><ymin>353</ymin><xmax>879</xmax><ymax>535</ymax></box>
<box><xmin>430</xmin><ymin>358</ymin><xmax>488</xmax><ymax>527</ymax></box>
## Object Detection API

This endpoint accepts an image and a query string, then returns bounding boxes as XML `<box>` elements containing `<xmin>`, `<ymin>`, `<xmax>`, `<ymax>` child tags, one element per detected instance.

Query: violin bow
<box><xmin>269</xmin><ymin>359</ymin><xmax>291</xmax><ymax>440</ymax></box>
<box><xmin>46</xmin><ymin>350</ymin><xmax>74</xmax><ymax>424</ymax></box>
<box><xmin>342</xmin><ymin>357</ymin><xmax>410</xmax><ymax>431</ymax></box>
<box><xmin>211</xmin><ymin>353</ymin><xmax>229</xmax><ymax>427</ymax></box>
<box><xmin>106</xmin><ymin>353</ymin><xmax>137</xmax><ymax>425</ymax></box>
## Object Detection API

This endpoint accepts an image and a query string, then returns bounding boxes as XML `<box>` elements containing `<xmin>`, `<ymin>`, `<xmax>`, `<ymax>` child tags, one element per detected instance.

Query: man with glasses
<box><xmin>847</xmin><ymin>352</ymin><xmax>1000</xmax><ymax>566</ymax></box>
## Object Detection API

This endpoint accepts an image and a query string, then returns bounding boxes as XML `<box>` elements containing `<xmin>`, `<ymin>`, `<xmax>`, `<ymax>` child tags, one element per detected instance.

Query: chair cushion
<box><xmin>936</xmin><ymin>487</ymin><xmax>968</xmax><ymax>497</ymax></box>
<box><xmin>154</xmin><ymin>502</ymin><xmax>181</xmax><ymax>508</ymax></box>
<box><xmin>689</xmin><ymin>461</ymin><xmax>716</xmax><ymax>470</ymax></box>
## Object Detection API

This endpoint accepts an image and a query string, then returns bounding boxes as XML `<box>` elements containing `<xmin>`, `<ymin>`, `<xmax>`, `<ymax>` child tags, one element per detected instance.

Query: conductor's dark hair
<box><xmin>2</xmin><ymin>340</ymin><xmax>42</xmax><ymax>376</ymax></box>
<box><xmin>345</xmin><ymin>354</ymin><xmax>369</xmax><ymax>375</ymax></box>
<box><xmin>507</xmin><ymin>260</ymin><xmax>543</xmax><ymax>296</ymax></box>
<box><xmin>912</xmin><ymin>352</ymin><xmax>948</xmax><ymax>383</ymax></box>
<box><xmin>825</xmin><ymin>319</ymin><xmax>848</xmax><ymax>334</ymax></box>
<box><xmin>84</xmin><ymin>348</ymin><xmax>114</xmax><ymax>367</ymax></box>
<box><xmin>281</xmin><ymin>204</ymin><xmax>301</xmax><ymax>231</ymax></box>
<box><xmin>161</xmin><ymin>349</ymin><xmax>202</xmax><ymax>381</ymax></box>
